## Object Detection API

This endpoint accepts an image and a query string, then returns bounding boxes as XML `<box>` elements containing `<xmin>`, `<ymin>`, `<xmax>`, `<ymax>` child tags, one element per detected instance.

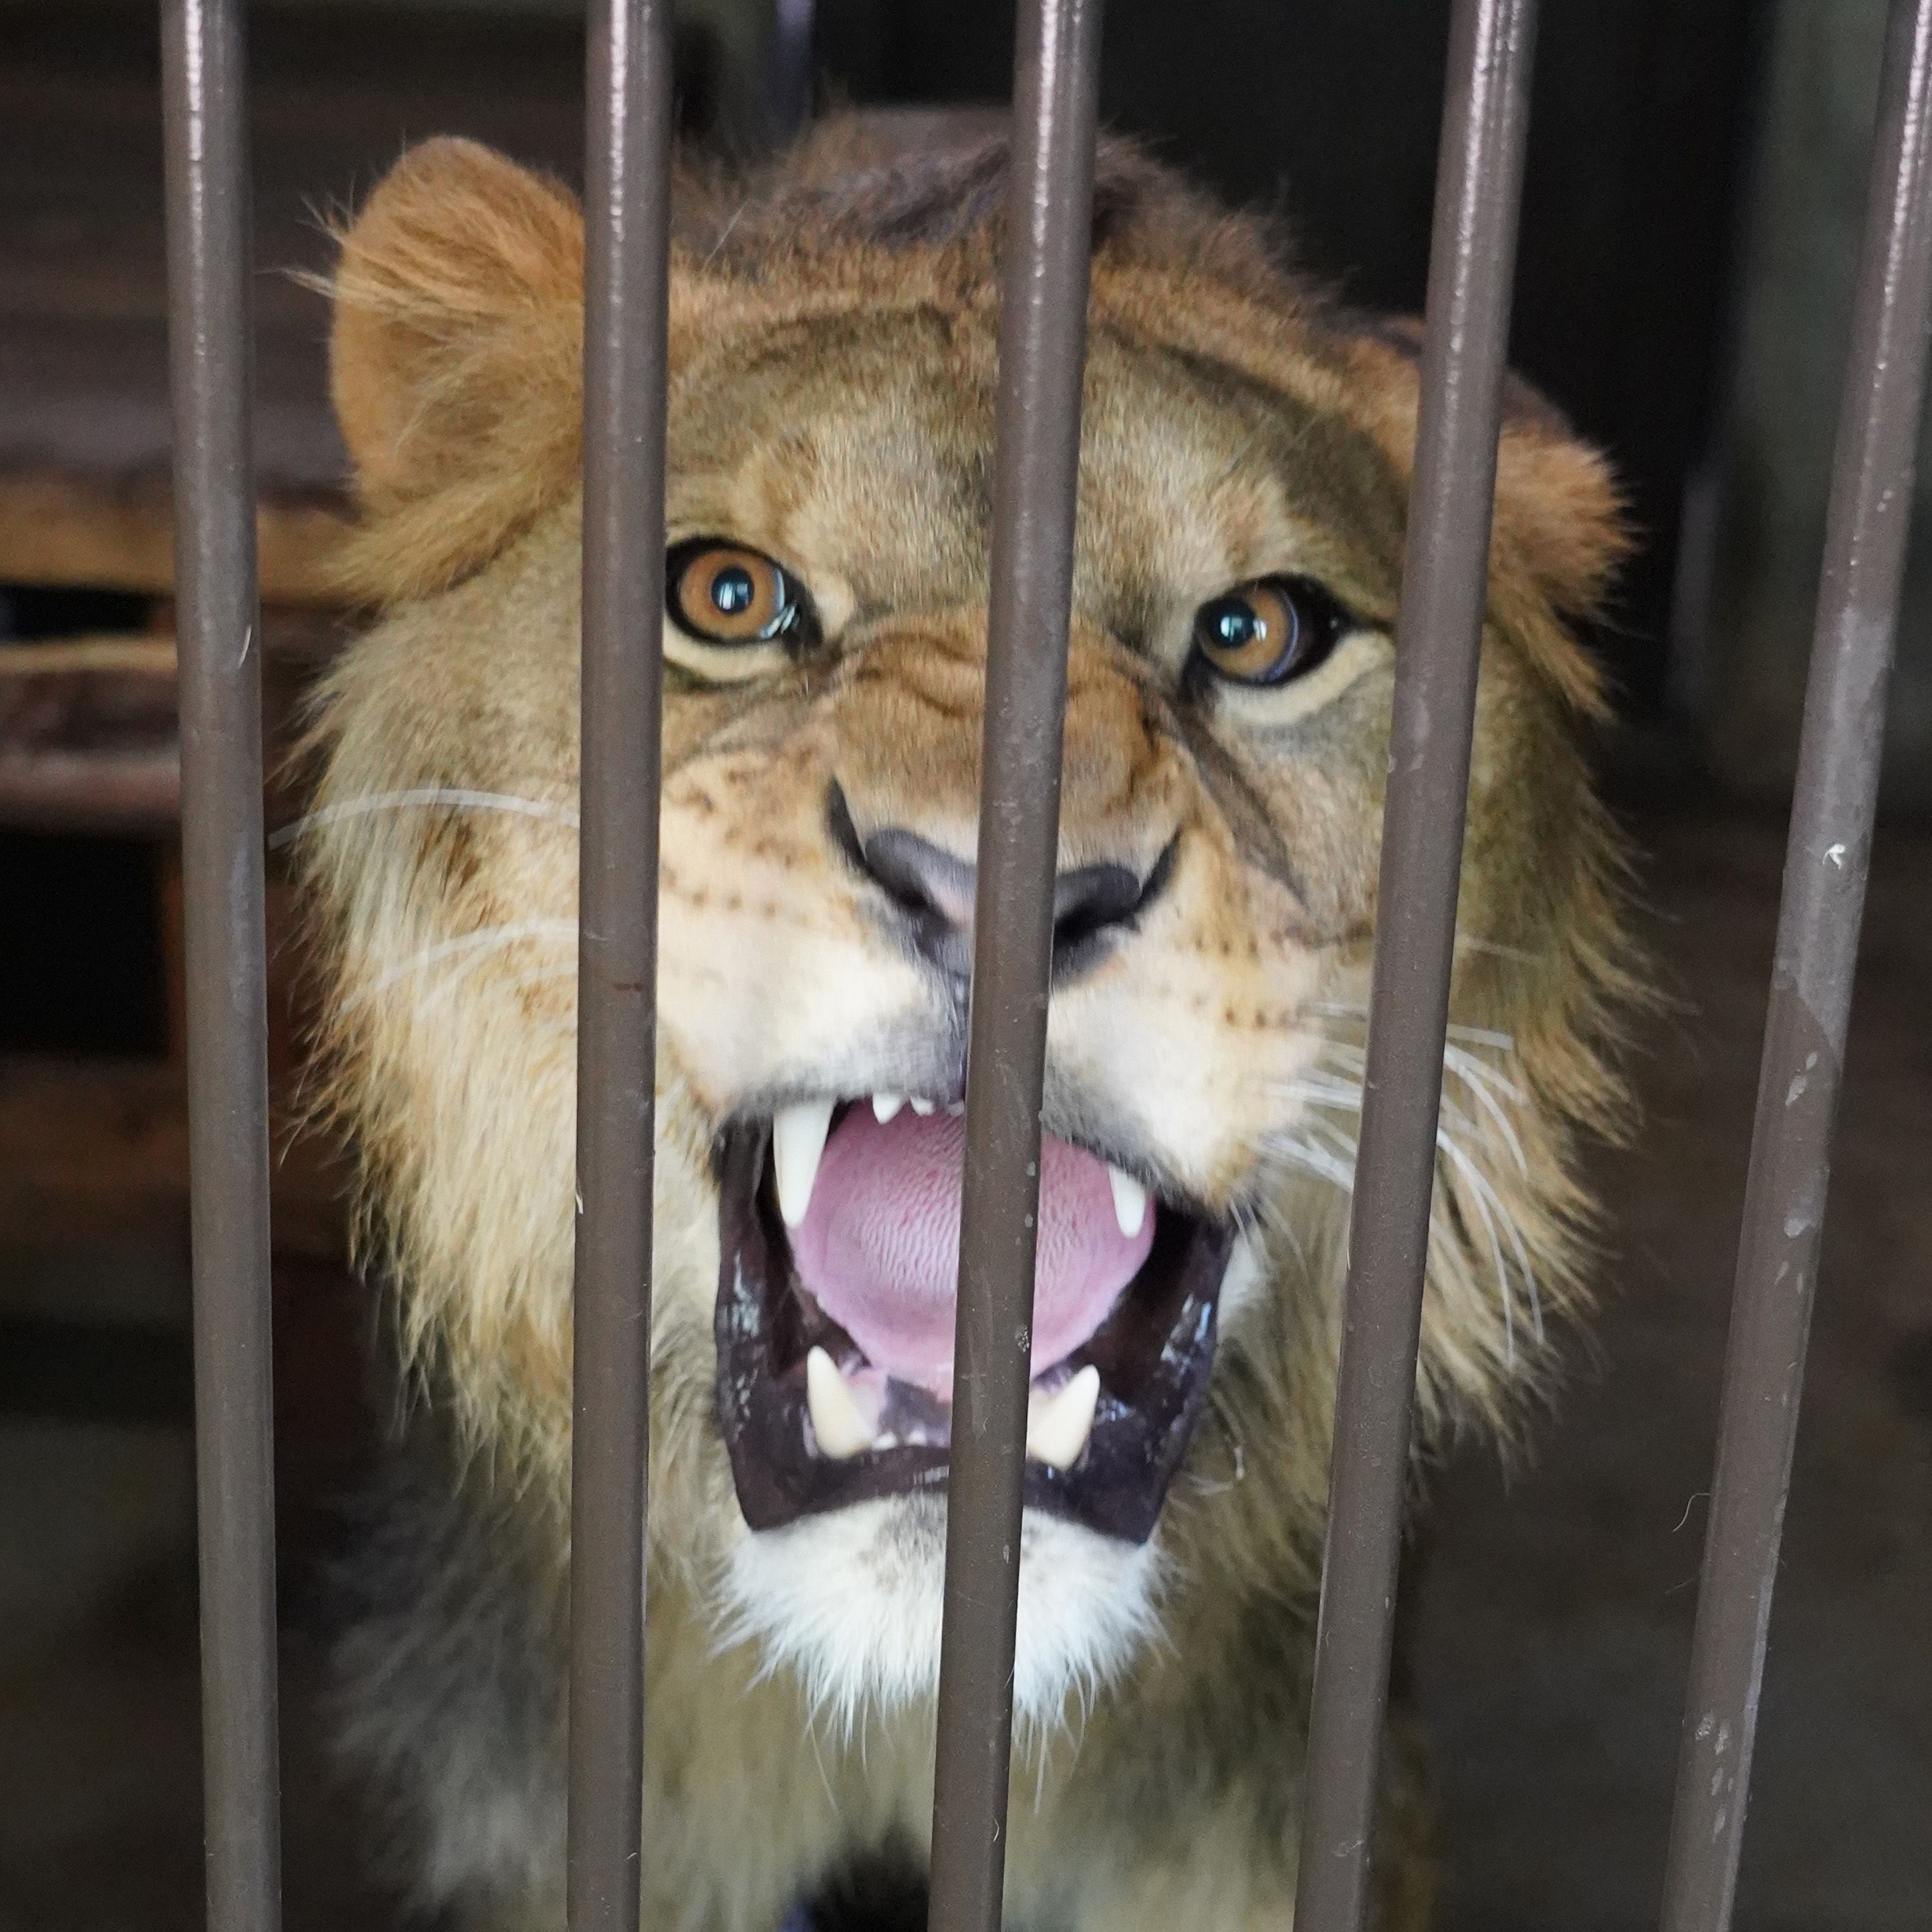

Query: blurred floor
<box><xmin>1417</xmin><ymin>807</ymin><xmax>1932</xmax><ymax>1932</ymax></box>
<box><xmin>0</xmin><ymin>804</ymin><xmax>1926</xmax><ymax>1931</ymax></box>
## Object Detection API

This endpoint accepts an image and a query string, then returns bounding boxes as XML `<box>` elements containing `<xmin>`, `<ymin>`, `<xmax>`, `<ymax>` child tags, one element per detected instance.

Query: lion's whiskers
<box><xmin>1245</xmin><ymin>1022</ymin><xmax>1542</xmax><ymax>1364</ymax></box>
<box><xmin>1453</xmin><ymin>934</ymin><xmax>1545</xmax><ymax>967</ymax></box>
<box><xmin>270</xmin><ymin>785</ymin><xmax>578</xmax><ymax>850</ymax></box>
<box><xmin>1304</xmin><ymin>997</ymin><xmax>1519</xmax><ymax>1056</ymax></box>
<box><xmin>346</xmin><ymin>917</ymin><xmax>578</xmax><ymax>1010</ymax></box>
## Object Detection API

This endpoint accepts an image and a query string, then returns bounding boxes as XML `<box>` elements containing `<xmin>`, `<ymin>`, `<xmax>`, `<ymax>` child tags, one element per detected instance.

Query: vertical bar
<box><xmin>1290</xmin><ymin>3</ymin><xmax>1537</xmax><ymax>1929</ymax></box>
<box><xmin>1657</xmin><ymin>3</ymin><xmax>1932</xmax><ymax>1925</ymax></box>
<box><xmin>769</xmin><ymin>0</ymin><xmax>816</xmax><ymax>141</ymax></box>
<box><xmin>566</xmin><ymin>1</ymin><xmax>673</xmax><ymax>1929</ymax></box>
<box><xmin>160</xmin><ymin>3</ymin><xmax>283</xmax><ymax>1929</ymax></box>
<box><xmin>925</xmin><ymin>3</ymin><xmax>1102</xmax><ymax>1931</ymax></box>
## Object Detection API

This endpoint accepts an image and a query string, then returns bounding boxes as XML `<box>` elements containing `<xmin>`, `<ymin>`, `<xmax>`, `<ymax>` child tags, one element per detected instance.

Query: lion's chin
<box><xmin>718</xmin><ymin>1494</ymin><xmax>1165</xmax><ymax>1735</ymax></box>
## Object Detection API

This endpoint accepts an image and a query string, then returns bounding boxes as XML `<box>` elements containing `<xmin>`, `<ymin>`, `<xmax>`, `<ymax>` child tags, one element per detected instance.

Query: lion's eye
<box><xmin>1191</xmin><ymin>578</ymin><xmax>1342</xmax><ymax>687</ymax></box>
<box><xmin>667</xmin><ymin>540</ymin><xmax>813</xmax><ymax>646</ymax></box>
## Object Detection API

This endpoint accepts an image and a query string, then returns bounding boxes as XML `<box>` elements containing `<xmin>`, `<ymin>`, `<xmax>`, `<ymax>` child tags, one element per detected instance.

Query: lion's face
<box><xmin>304</xmin><ymin>133</ymin><xmax>1632</xmax><ymax>1729</ymax></box>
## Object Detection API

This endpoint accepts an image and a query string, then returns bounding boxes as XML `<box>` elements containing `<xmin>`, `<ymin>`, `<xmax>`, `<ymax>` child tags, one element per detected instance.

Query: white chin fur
<box><xmin>719</xmin><ymin>1496</ymin><xmax>1163</xmax><ymax>1737</ymax></box>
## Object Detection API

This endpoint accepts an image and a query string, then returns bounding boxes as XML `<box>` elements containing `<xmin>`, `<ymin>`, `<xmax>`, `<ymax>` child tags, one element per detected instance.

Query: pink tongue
<box><xmin>788</xmin><ymin>1106</ymin><xmax>1153</xmax><ymax>1396</ymax></box>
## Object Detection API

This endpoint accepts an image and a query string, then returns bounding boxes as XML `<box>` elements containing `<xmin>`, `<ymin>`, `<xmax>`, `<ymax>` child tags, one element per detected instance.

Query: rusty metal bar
<box><xmin>1657</xmin><ymin>2</ymin><xmax>1932</xmax><ymax>1924</ymax></box>
<box><xmin>925</xmin><ymin>3</ymin><xmax>1102</xmax><ymax>1930</ymax></box>
<box><xmin>160</xmin><ymin>1</ymin><xmax>283</xmax><ymax>1928</ymax></box>
<box><xmin>565</xmin><ymin>2</ymin><xmax>674</xmax><ymax>1929</ymax></box>
<box><xmin>1290</xmin><ymin>3</ymin><xmax>1537</xmax><ymax>1928</ymax></box>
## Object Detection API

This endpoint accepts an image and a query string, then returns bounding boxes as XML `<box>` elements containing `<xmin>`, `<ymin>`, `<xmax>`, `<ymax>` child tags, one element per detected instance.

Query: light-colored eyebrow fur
<box><xmin>314</xmin><ymin>123</ymin><xmax>1628</xmax><ymax>643</ymax></box>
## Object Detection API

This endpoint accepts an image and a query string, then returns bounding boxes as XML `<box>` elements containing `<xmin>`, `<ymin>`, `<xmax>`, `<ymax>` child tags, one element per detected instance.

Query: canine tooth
<box><xmin>773</xmin><ymin>1099</ymin><xmax>835</xmax><ymax>1227</ymax></box>
<box><xmin>910</xmin><ymin>1097</ymin><xmax>936</xmax><ymax>1116</ymax></box>
<box><xmin>947</xmin><ymin>1100</ymin><xmax>965</xmax><ymax>1117</ymax></box>
<box><xmin>1107</xmin><ymin>1165</ymin><xmax>1149</xmax><ymax>1241</ymax></box>
<box><xmin>1025</xmin><ymin>1364</ymin><xmax>1100</xmax><ymax>1471</ymax></box>
<box><xmin>872</xmin><ymin>1093</ymin><xmax>907</xmax><ymax>1124</ymax></box>
<box><xmin>806</xmin><ymin>1347</ymin><xmax>876</xmax><ymax>1460</ymax></box>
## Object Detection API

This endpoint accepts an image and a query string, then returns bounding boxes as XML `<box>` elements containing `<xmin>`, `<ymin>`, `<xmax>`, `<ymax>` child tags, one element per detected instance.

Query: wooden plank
<box><xmin>0</xmin><ymin>636</ymin><xmax>176</xmax><ymax>747</ymax></box>
<box><xmin>0</xmin><ymin>747</ymin><xmax>180</xmax><ymax>833</ymax></box>
<box><xmin>0</xmin><ymin>624</ymin><xmax>348</xmax><ymax>831</ymax></box>
<box><xmin>0</xmin><ymin>630</ymin><xmax>178</xmax><ymax>828</ymax></box>
<box><xmin>0</xmin><ymin>4</ymin><xmax>586</xmax><ymax>602</ymax></box>
<box><xmin>0</xmin><ymin>471</ymin><xmax>350</xmax><ymax>600</ymax></box>
<box><xmin>0</xmin><ymin>1055</ymin><xmax>348</xmax><ymax>1257</ymax></box>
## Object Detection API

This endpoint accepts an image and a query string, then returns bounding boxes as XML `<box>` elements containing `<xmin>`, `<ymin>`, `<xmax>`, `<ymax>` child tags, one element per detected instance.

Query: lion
<box><xmin>295</xmin><ymin>124</ymin><xmax>1636</xmax><ymax>1931</ymax></box>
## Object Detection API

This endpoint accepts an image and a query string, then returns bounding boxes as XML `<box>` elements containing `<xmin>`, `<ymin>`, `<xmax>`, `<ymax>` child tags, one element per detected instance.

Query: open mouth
<box><xmin>715</xmin><ymin>1096</ymin><xmax>1233</xmax><ymax>1544</ymax></box>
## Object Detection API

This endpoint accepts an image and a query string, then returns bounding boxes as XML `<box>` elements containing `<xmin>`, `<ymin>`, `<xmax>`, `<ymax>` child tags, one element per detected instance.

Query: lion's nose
<box><xmin>828</xmin><ymin>782</ymin><xmax>1170</xmax><ymax>988</ymax></box>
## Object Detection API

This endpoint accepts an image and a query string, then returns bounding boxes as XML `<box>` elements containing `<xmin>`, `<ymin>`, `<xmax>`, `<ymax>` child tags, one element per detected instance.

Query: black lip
<box><xmin>713</xmin><ymin>1118</ymin><xmax>1232</xmax><ymax>1543</ymax></box>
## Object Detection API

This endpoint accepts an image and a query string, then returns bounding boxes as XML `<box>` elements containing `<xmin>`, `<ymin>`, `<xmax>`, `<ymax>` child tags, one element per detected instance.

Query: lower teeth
<box><xmin>802</xmin><ymin>1346</ymin><xmax>1100</xmax><ymax>1472</ymax></box>
<box><xmin>1025</xmin><ymin>1364</ymin><xmax>1101</xmax><ymax>1470</ymax></box>
<box><xmin>804</xmin><ymin>1346</ymin><xmax>875</xmax><ymax>1459</ymax></box>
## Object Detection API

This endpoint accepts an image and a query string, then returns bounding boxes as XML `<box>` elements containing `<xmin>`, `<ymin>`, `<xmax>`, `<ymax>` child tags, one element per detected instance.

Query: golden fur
<box><xmin>298</xmin><ymin>125</ymin><xmax>1637</xmax><ymax>1931</ymax></box>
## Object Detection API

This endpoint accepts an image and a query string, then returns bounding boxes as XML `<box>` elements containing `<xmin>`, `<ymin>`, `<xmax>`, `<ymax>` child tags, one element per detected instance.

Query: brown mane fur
<box><xmin>326</xmin><ymin>126</ymin><xmax>1626</xmax><ymax>653</ymax></box>
<box><xmin>298</xmin><ymin>122</ymin><xmax>1641</xmax><ymax>1932</ymax></box>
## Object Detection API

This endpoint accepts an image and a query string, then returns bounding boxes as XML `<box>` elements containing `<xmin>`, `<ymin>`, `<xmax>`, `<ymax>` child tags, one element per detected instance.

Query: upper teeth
<box><xmin>772</xmin><ymin>1099</ymin><xmax>835</xmax><ymax>1227</ymax></box>
<box><xmin>777</xmin><ymin>1099</ymin><xmax>1152</xmax><ymax>1246</ymax></box>
<box><xmin>1025</xmin><ymin>1364</ymin><xmax>1101</xmax><ymax>1471</ymax></box>
<box><xmin>806</xmin><ymin>1346</ymin><xmax>876</xmax><ymax>1459</ymax></box>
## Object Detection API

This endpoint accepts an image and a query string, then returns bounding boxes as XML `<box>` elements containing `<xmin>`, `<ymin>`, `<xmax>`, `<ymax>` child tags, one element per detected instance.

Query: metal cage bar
<box><xmin>160</xmin><ymin>1</ymin><xmax>283</xmax><ymax>1927</ymax></box>
<box><xmin>1656</xmin><ymin>1</ymin><xmax>1932</xmax><ymax>1925</ymax></box>
<box><xmin>925</xmin><ymin>3</ymin><xmax>1104</xmax><ymax>1930</ymax></box>
<box><xmin>1290</xmin><ymin>3</ymin><xmax>1538</xmax><ymax>1929</ymax></box>
<box><xmin>565</xmin><ymin>3</ymin><xmax>676</xmax><ymax>1929</ymax></box>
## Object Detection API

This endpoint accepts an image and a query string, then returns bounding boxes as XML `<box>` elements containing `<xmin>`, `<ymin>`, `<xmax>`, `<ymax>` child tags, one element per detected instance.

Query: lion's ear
<box><xmin>326</xmin><ymin>138</ymin><xmax>586</xmax><ymax>595</ymax></box>
<box><xmin>1489</xmin><ymin>392</ymin><xmax>1630</xmax><ymax>624</ymax></box>
<box><xmin>1345</xmin><ymin>318</ymin><xmax>1630</xmax><ymax>630</ymax></box>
